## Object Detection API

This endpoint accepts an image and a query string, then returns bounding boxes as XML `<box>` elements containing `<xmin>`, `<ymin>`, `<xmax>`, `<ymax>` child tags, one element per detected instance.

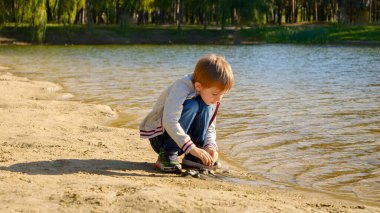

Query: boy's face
<box><xmin>195</xmin><ymin>82</ymin><xmax>226</xmax><ymax>105</ymax></box>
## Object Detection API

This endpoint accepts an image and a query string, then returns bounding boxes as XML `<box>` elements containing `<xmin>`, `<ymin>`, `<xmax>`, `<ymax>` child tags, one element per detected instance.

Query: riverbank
<box><xmin>0</xmin><ymin>69</ymin><xmax>379</xmax><ymax>212</ymax></box>
<box><xmin>1</xmin><ymin>24</ymin><xmax>380</xmax><ymax>45</ymax></box>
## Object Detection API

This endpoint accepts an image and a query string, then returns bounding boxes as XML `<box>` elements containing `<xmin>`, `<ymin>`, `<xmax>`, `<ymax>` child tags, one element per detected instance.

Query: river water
<box><xmin>1</xmin><ymin>45</ymin><xmax>379</xmax><ymax>204</ymax></box>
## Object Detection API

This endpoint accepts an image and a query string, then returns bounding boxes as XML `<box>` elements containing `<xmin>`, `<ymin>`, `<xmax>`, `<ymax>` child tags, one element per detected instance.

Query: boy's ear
<box><xmin>194</xmin><ymin>82</ymin><xmax>203</xmax><ymax>92</ymax></box>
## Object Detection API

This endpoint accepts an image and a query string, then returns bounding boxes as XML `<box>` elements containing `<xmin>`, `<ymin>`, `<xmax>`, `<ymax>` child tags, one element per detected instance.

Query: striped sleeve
<box><xmin>182</xmin><ymin>140</ymin><xmax>196</xmax><ymax>154</ymax></box>
<box><xmin>139</xmin><ymin>126</ymin><xmax>163</xmax><ymax>138</ymax></box>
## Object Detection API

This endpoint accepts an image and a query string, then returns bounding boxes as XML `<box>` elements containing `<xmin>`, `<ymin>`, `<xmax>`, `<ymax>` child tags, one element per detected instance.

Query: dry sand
<box><xmin>0</xmin><ymin>71</ymin><xmax>379</xmax><ymax>212</ymax></box>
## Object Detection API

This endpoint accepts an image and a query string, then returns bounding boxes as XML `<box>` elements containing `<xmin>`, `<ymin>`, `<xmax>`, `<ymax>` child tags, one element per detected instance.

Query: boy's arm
<box><xmin>162</xmin><ymin>80</ymin><xmax>195</xmax><ymax>154</ymax></box>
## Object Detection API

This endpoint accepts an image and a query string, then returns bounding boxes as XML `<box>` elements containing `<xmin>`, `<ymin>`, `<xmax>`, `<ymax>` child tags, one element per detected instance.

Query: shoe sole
<box><xmin>155</xmin><ymin>162</ymin><xmax>182</xmax><ymax>173</ymax></box>
<box><xmin>182</xmin><ymin>159</ymin><xmax>221</xmax><ymax>170</ymax></box>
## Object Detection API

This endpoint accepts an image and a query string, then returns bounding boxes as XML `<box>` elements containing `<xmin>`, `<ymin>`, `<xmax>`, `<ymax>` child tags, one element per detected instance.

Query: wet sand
<box><xmin>0</xmin><ymin>70</ymin><xmax>379</xmax><ymax>212</ymax></box>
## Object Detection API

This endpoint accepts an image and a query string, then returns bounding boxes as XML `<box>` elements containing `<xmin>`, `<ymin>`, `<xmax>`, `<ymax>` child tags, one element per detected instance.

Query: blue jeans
<box><xmin>150</xmin><ymin>95</ymin><xmax>212</xmax><ymax>156</ymax></box>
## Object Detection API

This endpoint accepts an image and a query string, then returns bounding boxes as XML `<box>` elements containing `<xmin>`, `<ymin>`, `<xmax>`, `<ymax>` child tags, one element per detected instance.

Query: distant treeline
<box><xmin>1</xmin><ymin>0</ymin><xmax>380</xmax><ymax>42</ymax></box>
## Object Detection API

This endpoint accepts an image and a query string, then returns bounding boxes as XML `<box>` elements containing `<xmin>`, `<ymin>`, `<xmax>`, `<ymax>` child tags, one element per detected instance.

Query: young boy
<box><xmin>139</xmin><ymin>54</ymin><xmax>234</xmax><ymax>172</ymax></box>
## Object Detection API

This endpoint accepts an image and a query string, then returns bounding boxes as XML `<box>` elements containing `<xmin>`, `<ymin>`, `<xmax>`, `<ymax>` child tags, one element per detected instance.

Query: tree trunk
<box><xmin>53</xmin><ymin>0</ymin><xmax>58</xmax><ymax>22</ymax></box>
<box><xmin>86</xmin><ymin>0</ymin><xmax>92</xmax><ymax>31</ymax></box>
<box><xmin>375</xmin><ymin>0</ymin><xmax>378</xmax><ymax>22</ymax></box>
<box><xmin>277</xmin><ymin>6</ymin><xmax>282</xmax><ymax>25</ymax></box>
<box><xmin>11</xmin><ymin>0</ymin><xmax>16</xmax><ymax>23</ymax></box>
<box><xmin>177</xmin><ymin>0</ymin><xmax>183</xmax><ymax>32</ymax></box>
<box><xmin>203</xmin><ymin>12</ymin><xmax>208</xmax><ymax>30</ymax></box>
<box><xmin>161</xmin><ymin>10</ymin><xmax>165</xmax><ymax>24</ymax></box>
<box><xmin>215</xmin><ymin>0</ymin><xmax>219</xmax><ymax>26</ymax></box>
<box><xmin>308</xmin><ymin>1</ymin><xmax>311</xmax><ymax>22</ymax></box>
<box><xmin>292</xmin><ymin>0</ymin><xmax>296</xmax><ymax>23</ymax></box>
<box><xmin>314</xmin><ymin>0</ymin><xmax>318</xmax><ymax>21</ymax></box>
<box><xmin>350</xmin><ymin>0</ymin><xmax>353</xmax><ymax>24</ymax></box>
<box><xmin>82</xmin><ymin>8</ymin><xmax>85</xmax><ymax>24</ymax></box>
<box><xmin>221</xmin><ymin>11</ymin><xmax>226</xmax><ymax>31</ymax></box>
<box><xmin>204</xmin><ymin>2</ymin><xmax>210</xmax><ymax>31</ymax></box>
<box><xmin>369</xmin><ymin>0</ymin><xmax>372</xmax><ymax>23</ymax></box>
<box><xmin>116</xmin><ymin>0</ymin><xmax>120</xmax><ymax>24</ymax></box>
<box><xmin>46</xmin><ymin>0</ymin><xmax>52</xmax><ymax>22</ymax></box>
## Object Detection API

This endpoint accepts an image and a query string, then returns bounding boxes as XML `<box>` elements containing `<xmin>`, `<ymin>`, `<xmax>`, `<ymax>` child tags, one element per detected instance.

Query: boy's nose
<box><xmin>212</xmin><ymin>97</ymin><xmax>221</xmax><ymax>104</ymax></box>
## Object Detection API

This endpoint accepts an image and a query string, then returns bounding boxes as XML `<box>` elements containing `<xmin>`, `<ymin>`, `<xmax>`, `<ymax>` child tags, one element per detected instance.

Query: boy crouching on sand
<box><xmin>139</xmin><ymin>54</ymin><xmax>234</xmax><ymax>173</ymax></box>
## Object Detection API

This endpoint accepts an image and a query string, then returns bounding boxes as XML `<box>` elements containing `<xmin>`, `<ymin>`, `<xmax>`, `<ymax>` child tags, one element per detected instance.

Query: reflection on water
<box><xmin>1</xmin><ymin>44</ymin><xmax>379</xmax><ymax>204</ymax></box>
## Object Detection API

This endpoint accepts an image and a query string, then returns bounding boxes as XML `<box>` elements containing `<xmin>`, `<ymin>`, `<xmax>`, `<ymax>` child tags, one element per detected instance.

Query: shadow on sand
<box><xmin>0</xmin><ymin>159</ymin><xmax>168</xmax><ymax>177</ymax></box>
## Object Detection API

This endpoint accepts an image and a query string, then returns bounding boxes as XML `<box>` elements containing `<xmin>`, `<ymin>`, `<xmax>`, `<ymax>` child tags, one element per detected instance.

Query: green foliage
<box><xmin>0</xmin><ymin>0</ymin><xmax>379</xmax><ymax>43</ymax></box>
<box><xmin>13</xmin><ymin>0</ymin><xmax>32</xmax><ymax>25</ymax></box>
<box><xmin>218</xmin><ymin>0</ymin><xmax>233</xmax><ymax>29</ymax></box>
<box><xmin>0</xmin><ymin>0</ymin><xmax>7</xmax><ymax>25</ymax></box>
<box><xmin>234</xmin><ymin>0</ymin><xmax>267</xmax><ymax>25</ymax></box>
<box><xmin>58</xmin><ymin>0</ymin><xmax>79</xmax><ymax>25</ymax></box>
<box><xmin>31</xmin><ymin>0</ymin><xmax>47</xmax><ymax>43</ymax></box>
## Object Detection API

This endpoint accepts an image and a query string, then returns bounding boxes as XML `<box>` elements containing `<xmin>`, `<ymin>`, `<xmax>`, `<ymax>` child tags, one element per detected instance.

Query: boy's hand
<box><xmin>189</xmin><ymin>147</ymin><xmax>213</xmax><ymax>166</ymax></box>
<box><xmin>205</xmin><ymin>147</ymin><xmax>218</xmax><ymax>163</ymax></box>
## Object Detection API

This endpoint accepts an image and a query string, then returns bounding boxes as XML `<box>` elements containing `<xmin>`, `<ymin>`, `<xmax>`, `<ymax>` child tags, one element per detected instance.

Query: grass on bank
<box><xmin>1</xmin><ymin>23</ymin><xmax>380</xmax><ymax>45</ymax></box>
<box><xmin>240</xmin><ymin>24</ymin><xmax>380</xmax><ymax>44</ymax></box>
<box><xmin>0</xmin><ymin>23</ymin><xmax>236</xmax><ymax>45</ymax></box>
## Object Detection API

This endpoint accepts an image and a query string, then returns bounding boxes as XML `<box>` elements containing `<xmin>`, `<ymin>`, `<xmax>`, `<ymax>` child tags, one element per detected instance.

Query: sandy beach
<box><xmin>0</xmin><ymin>70</ymin><xmax>379</xmax><ymax>212</ymax></box>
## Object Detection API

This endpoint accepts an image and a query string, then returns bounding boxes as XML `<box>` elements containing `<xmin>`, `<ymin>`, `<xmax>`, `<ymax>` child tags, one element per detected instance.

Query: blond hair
<box><xmin>193</xmin><ymin>54</ymin><xmax>234</xmax><ymax>92</ymax></box>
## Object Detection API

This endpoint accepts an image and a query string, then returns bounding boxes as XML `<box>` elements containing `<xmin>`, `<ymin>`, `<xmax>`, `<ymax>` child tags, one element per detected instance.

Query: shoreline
<box><xmin>0</xmin><ymin>69</ymin><xmax>379</xmax><ymax>212</ymax></box>
<box><xmin>2</xmin><ymin>36</ymin><xmax>380</xmax><ymax>47</ymax></box>
<box><xmin>1</xmin><ymin>24</ymin><xmax>380</xmax><ymax>46</ymax></box>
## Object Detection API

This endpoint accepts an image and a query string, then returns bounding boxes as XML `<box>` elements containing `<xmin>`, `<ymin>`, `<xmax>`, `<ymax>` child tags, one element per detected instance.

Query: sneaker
<box><xmin>155</xmin><ymin>152</ymin><xmax>182</xmax><ymax>173</ymax></box>
<box><xmin>182</xmin><ymin>154</ymin><xmax>221</xmax><ymax>170</ymax></box>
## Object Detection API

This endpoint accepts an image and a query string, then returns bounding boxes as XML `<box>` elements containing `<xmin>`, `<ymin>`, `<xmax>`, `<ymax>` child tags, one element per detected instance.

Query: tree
<box><xmin>218</xmin><ymin>0</ymin><xmax>232</xmax><ymax>30</ymax></box>
<box><xmin>177</xmin><ymin>0</ymin><xmax>183</xmax><ymax>31</ymax></box>
<box><xmin>31</xmin><ymin>0</ymin><xmax>47</xmax><ymax>43</ymax></box>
